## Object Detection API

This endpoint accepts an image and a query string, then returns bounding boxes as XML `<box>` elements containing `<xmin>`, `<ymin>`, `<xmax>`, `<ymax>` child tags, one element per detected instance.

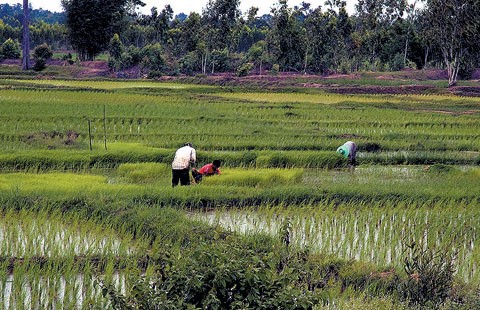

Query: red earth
<box><xmin>2</xmin><ymin>58</ymin><xmax>480</xmax><ymax>96</ymax></box>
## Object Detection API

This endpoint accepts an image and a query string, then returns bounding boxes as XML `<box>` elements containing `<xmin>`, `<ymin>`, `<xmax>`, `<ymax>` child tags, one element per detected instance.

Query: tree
<box><xmin>149</xmin><ymin>5</ymin><xmax>173</xmax><ymax>44</ymax></box>
<box><xmin>141</xmin><ymin>43</ymin><xmax>166</xmax><ymax>76</ymax></box>
<box><xmin>61</xmin><ymin>0</ymin><xmax>145</xmax><ymax>61</ymax></box>
<box><xmin>22</xmin><ymin>0</ymin><xmax>30</xmax><ymax>70</ymax></box>
<box><xmin>424</xmin><ymin>0</ymin><xmax>480</xmax><ymax>86</ymax></box>
<box><xmin>108</xmin><ymin>33</ymin><xmax>124</xmax><ymax>60</ymax></box>
<box><xmin>108</xmin><ymin>33</ymin><xmax>124</xmax><ymax>71</ymax></box>
<box><xmin>245</xmin><ymin>40</ymin><xmax>269</xmax><ymax>74</ymax></box>
<box><xmin>202</xmin><ymin>0</ymin><xmax>241</xmax><ymax>51</ymax></box>
<box><xmin>354</xmin><ymin>0</ymin><xmax>408</xmax><ymax>70</ymax></box>
<box><xmin>179</xmin><ymin>12</ymin><xmax>203</xmax><ymax>55</ymax></box>
<box><xmin>30</xmin><ymin>21</ymin><xmax>69</xmax><ymax>50</ymax></box>
<box><xmin>1</xmin><ymin>38</ymin><xmax>21</xmax><ymax>59</ymax></box>
<box><xmin>269</xmin><ymin>0</ymin><xmax>305</xmax><ymax>71</ymax></box>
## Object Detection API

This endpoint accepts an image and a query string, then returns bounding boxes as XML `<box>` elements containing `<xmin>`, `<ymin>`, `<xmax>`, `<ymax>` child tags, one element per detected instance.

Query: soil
<box><xmin>2</xmin><ymin>58</ymin><xmax>480</xmax><ymax>96</ymax></box>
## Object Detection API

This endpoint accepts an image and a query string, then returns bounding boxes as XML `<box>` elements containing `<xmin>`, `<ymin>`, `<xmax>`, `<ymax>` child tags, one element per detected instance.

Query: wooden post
<box><xmin>103</xmin><ymin>105</ymin><xmax>107</xmax><ymax>150</ymax></box>
<box><xmin>88</xmin><ymin>119</ymin><xmax>92</xmax><ymax>151</ymax></box>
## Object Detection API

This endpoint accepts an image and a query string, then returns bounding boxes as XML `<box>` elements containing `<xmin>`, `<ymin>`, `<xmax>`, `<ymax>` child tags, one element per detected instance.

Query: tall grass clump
<box><xmin>399</xmin><ymin>239</ymin><xmax>457</xmax><ymax>307</ymax></box>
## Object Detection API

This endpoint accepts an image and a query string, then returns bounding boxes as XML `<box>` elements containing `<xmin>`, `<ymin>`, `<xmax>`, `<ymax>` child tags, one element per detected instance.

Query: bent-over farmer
<box><xmin>337</xmin><ymin>141</ymin><xmax>357</xmax><ymax>166</ymax></box>
<box><xmin>172</xmin><ymin>142</ymin><xmax>196</xmax><ymax>187</ymax></box>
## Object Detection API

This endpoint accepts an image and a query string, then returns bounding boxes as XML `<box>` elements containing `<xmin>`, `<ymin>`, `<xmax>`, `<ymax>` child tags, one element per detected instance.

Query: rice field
<box><xmin>194</xmin><ymin>201</ymin><xmax>480</xmax><ymax>284</ymax></box>
<box><xmin>0</xmin><ymin>78</ymin><xmax>479</xmax><ymax>308</ymax></box>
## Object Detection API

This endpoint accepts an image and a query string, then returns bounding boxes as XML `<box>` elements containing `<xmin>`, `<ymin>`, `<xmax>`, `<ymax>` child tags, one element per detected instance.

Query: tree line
<box><xmin>1</xmin><ymin>0</ymin><xmax>479</xmax><ymax>86</ymax></box>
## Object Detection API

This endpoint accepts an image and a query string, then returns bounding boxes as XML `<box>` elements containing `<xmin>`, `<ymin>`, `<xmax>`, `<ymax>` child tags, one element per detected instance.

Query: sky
<box><xmin>1</xmin><ymin>0</ymin><xmax>358</xmax><ymax>16</ymax></box>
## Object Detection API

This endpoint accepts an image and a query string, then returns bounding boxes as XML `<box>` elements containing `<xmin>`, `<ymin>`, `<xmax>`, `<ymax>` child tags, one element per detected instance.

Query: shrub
<box><xmin>141</xmin><ymin>43</ymin><xmax>166</xmax><ymax>73</ymax></box>
<box><xmin>33</xmin><ymin>43</ymin><xmax>53</xmax><ymax>61</ymax></box>
<box><xmin>101</xmin><ymin>238</ymin><xmax>324</xmax><ymax>309</ymax></box>
<box><xmin>1</xmin><ymin>38</ymin><xmax>21</xmax><ymax>59</ymax></box>
<box><xmin>32</xmin><ymin>43</ymin><xmax>53</xmax><ymax>71</ymax></box>
<box><xmin>271</xmin><ymin>63</ymin><xmax>280</xmax><ymax>75</ymax></box>
<box><xmin>179</xmin><ymin>52</ymin><xmax>200</xmax><ymax>75</ymax></box>
<box><xmin>108</xmin><ymin>33</ymin><xmax>123</xmax><ymax>60</ymax></box>
<box><xmin>399</xmin><ymin>239</ymin><xmax>456</xmax><ymax>307</ymax></box>
<box><xmin>33</xmin><ymin>58</ymin><xmax>47</xmax><ymax>71</ymax></box>
<box><xmin>62</xmin><ymin>52</ymin><xmax>74</xmax><ymax>65</ymax></box>
<box><xmin>390</xmin><ymin>53</ymin><xmax>405</xmax><ymax>71</ymax></box>
<box><xmin>236</xmin><ymin>62</ymin><xmax>254</xmax><ymax>77</ymax></box>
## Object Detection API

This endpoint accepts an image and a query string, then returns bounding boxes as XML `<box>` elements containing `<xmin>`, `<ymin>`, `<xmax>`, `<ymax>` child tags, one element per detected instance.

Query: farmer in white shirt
<box><xmin>336</xmin><ymin>141</ymin><xmax>357</xmax><ymax>166</ymax></box>
<box><xmin>172</xmin><ymin>142</ymin><xmax>196</xmax><ymax>187</ymax></box>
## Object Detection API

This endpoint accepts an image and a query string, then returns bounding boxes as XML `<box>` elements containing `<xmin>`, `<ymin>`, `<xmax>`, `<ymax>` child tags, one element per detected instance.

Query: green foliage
<box><xmin>202</xmin><ymin>0</ymin><xmax>241</xmax><ymax>51</ymax></box>
<box><xmin>32</xmin><ymin>58</ymin><xmax>47</xmax><ymax>71</ymax></box>
<box><xmin>424</xmin><ymin>0</ymin><xmax>480</xmax><ymax>86</ymax></box>
<box><xmin>270</xmin><ymin>1</ymin><xmax>305</xmax><ymax>71</ymax></box>
<box><xmin>33</xmin><ymin>43</ymin><xmax>53</xmax><ymax>61</ymax></box>
<box><xmin>179</xmin><ymin>51</ymin><xmax>200</xmax><ymax>75</ymax></box>
<box><xmin>104</xmin><ymin>238</ymin><xmax>325</xmax><ymax>309</ymax></box>
<box><xmin>61</xmin><ymin>0</ymin><xmax>141</xmax><ymax>60</ymax></box>
<box><xmin>141</xmin><ymin>43</ymin><xmax>167</xmax><ymax>75</ymax></box>
<box><xmin>0</xmin><ymin>37</ymin><xmax>20</xmax><ymax>59</ymax></box>
<box><xmin>400</xmin><ymin>239</ymin><xmax>457</xmax><ymax>307</ymax></box>
<box><xmin>108</xmin><ymin>33</ymin><xmax>123</xmax><ymax>60</ymax></box>
<box><xmin>271</xmin><ymin>63</ymin><xmax>280</xmax><ymax>75</ymax></box>
<box><xmin>32</xmin><ymin>43</ymin><xmax>53</xmax><ymax>71</ymax></box>
<box><xmin>210</xmin><ymin>48</ymin><xmax>231</xmax><ymax>73</ymax></box>
<box><xmin>236</xmin><ymin>62</ymin><xmax>253</xmax><ymax>77</ymax></box>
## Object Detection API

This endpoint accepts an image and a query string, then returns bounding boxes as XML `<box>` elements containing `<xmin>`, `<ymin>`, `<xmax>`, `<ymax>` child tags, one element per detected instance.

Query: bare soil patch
<box><xmin>3</xmin><ymin>59</ymin><xmax>480</xmax><ymax>96</ymax></box>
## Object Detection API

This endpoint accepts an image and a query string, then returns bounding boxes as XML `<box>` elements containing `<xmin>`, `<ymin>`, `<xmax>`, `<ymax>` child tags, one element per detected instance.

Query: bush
<box><xmin>338</xmin><ymin>59</ymin><xmax>352</xmax><ymax>74</ymax></box>
<box><xmin>33</xmin><ymin>43</ymin><xmax>53</xmax><ymax>61</ymax></box>
<box><xmin>141</xmin><ymin>43</ymin><xmax>166</xmax><ymax>73</ymax></box>
<box><xmin>271</xmin><ymin>63</ymin><xmax>280</xmax><ymax>75</ymax></box>
<box><xmin>399</xmin><ymin>239</ymin><xmax>456</xmax><ymax>307</ymax></box>
<box><xmin>390</xmin><ymin>53</ymin><xmax>405</xmax><ymax>71</ymax></box>
<box><xmin>108</xmin><ymin>33</ymin><xmax>123</xmax><ymax>60</ymax></box>
<box><xmin>32</xmin><ymin>43</ymin><xmax>53</xmax><ymax>71</ymax></box>
<box><xmin>179</xmin><ymin>52</ymin><xmax>200</xmax><ymax>75</ymax></box>
<box><xmin>101</xmin><ymin>235</ymin><xmax>324</xmax><ymax>309</ymax></box>
<box><xmin>1</xmin><ymin>38</ymin><xmax>21</xmax><ymax>59</ymax></box>
<box><xmin>236</xmin><ymin>62</ymin><xmax>254</xmax><ymax>77</ymax></box>
<box><xmin>62</xmin><ymin>53</ymin><xmax>74</xmax><ymax>65</ymax></box>
<box><xmin>33</xmin><ymin>58</ymin><xmax>47</xmax><ymax>71</ymax></box>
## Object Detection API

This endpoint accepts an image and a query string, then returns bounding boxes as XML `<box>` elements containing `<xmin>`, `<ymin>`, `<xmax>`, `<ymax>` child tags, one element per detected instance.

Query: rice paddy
<box><xmin>0</xmin><ymin>78</ymin><xmax>479</xmax><ymax>308</ymax></box>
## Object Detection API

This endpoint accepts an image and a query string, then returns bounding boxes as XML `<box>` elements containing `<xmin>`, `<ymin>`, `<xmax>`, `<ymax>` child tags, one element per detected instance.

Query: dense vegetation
<box><xmin>0</xmin><ymin>77</ymin><xmax>479</xmax><ymax>308</ymax></box>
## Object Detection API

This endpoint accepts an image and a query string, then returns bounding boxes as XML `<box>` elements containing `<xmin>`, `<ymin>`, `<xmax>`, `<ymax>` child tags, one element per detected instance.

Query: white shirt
<box><xmin>171</xmin><ymin>145</ymin><xmax>196</xmax><ymax>169</ymax></box>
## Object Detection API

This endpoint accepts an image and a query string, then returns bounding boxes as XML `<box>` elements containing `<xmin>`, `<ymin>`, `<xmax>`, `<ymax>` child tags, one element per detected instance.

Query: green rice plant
<box><xmin>0</xmin><ymin>208</ymin><xmax>149</xmax><ymax>260</ymax></box>
<box><xmin>0</xmin><ymin>82</ymin><xmax>478</xmax><ymax>155</ymax></box>
<box><xmin>0</xmin><ymin>78</ymin><xmax>479</xmax><ymax>307</ymax></box>
<box><xmin>194</xmin><ymin>200</ymin><xmax>480</xmax><ymax>285</ymax></box>
<box><xmin>200</xmin><ymin>168</ymin><xmax>304</xmax><ymax>187</ymax></box>
<box><xmin>116</xmin><ymin>162</ymin><xmax>170</xmax><ymax>184</ymax></box>
<box><xmin>7</xmin><ymin>78</ymin><xmax>213</xmax><ymax>91</ymax></box>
